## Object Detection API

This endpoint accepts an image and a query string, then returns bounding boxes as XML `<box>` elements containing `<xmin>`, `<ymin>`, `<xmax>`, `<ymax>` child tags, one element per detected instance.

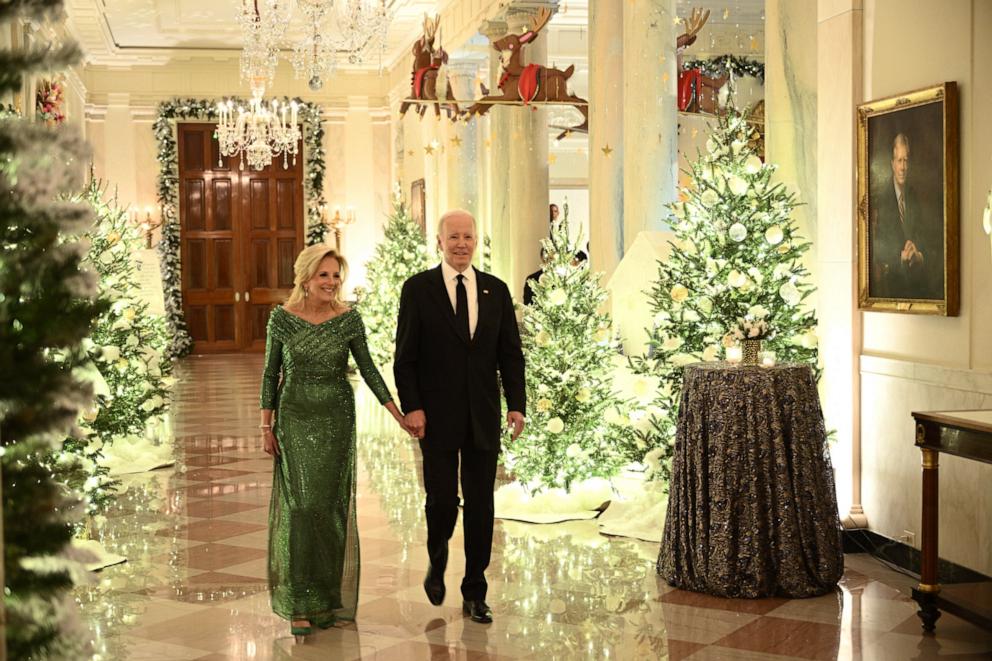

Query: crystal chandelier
<box><xmin>238</xmin><ymin>0</ymin><xmax>291</xmax><ymax>94</ymax></box>
<box><xmin>334</xmin><ymin>0</ymin><xmax>392</xmax><ymax>64</ymax></box>
<box><xmin>291</xmin><ymin>0</ymin><xmax>336</xmax><ymax>91</ymax></box>
<box><xmin>290</xmin><ymin>0</ymin><xmax>393</xmax><ymax>90</ymax></box>
<box><xmin>215</xmin><ymin>97</ymin><xmax>301</xmax><ymax>171</ymax></box>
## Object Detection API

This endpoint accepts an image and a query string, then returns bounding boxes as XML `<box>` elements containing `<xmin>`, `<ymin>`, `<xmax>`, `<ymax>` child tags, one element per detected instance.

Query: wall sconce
<box><xmin>131</xmin><ymin>205</ymin><xmax>162</xmax><ymax>249</ymax></box>
<box><xmin>322</xmin><ymin>204</ymin><xmax>356</xmax><ymax>253</ymax></box>
<box><xmin>983</xmin><ymin>189</ymin><xmax>991</xmax><ymax>261</ymax></box>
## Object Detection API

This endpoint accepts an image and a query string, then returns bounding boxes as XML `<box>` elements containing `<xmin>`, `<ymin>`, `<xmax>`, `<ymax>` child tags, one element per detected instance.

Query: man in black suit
<box><xmin>870</xmin><ymin>132</ymin><xmax>943</xmax><ymax>299</ymax></box>
<box><xmin>394</xmin><ymin>209</ymin><xmax>526</xmax><ymax>624</ymax></box>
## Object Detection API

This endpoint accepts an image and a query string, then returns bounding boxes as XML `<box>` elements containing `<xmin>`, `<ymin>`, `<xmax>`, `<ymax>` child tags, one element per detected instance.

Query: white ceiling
<box><xmin>68</xmin><ymin>0</ymin><xmax>441</xmax><ymax>67</ymax></box>
<box><xmin>65</xmin><ymin>0</ymin><xmax>764</xmax><ymax>68</ymax></box>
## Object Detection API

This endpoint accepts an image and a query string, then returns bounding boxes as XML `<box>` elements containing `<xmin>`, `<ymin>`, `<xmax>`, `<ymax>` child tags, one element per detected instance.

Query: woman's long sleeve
<box><xmin>260</xmin><ymin>317</ymin><xmax>283</xmax><ymax>410</ymax></box>
<box><xmin>349</xmin><ymin>315</ymin><xmax>393</xmax><ymax>405</ymax></box>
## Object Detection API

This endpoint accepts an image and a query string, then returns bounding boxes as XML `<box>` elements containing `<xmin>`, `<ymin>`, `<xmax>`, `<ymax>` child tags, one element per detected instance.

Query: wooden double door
<box><xmin>178</xmin><ymin>123</ymin><xmax>304</xmax><ymax>353</ymax></box>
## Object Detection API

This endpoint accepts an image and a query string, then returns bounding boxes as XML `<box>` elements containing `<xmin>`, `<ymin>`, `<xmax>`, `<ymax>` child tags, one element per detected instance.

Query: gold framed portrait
<box><xmin>857</xmin><ymin>81</ymin><xmax>959</xmax><ymax>315</ymax></box>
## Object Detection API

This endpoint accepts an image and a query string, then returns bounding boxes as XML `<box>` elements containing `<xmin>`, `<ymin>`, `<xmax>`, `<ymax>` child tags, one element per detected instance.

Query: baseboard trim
<box><xmin>843</xmin><ymin>529</ymin><xmax>992</xmax><ymax>585</ymax></box>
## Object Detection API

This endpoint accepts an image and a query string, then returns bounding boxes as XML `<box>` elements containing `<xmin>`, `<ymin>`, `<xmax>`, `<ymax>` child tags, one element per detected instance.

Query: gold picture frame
<box><xmin>857</xmin><ymin>81</ymin><xmax>959</xmax><ymax>315</ymax></box>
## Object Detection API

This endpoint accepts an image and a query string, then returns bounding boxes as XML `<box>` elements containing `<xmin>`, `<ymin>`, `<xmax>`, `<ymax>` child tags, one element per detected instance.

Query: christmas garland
<box><xmin>153</xmin><ymin>98</ymin><xmax>326</xmax><ymax>358</ymax></box>
<box><xmin>682</xmin><ymin>55</ymin><xmax>765</xmax><ymax>83</ymax></box>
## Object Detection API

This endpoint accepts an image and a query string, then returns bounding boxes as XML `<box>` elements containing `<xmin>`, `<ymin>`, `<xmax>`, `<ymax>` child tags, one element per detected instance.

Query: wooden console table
<box><xmin>911</xmin><ymin>409</ymin><xmax>992</xmax><ymax>633</ymax></box>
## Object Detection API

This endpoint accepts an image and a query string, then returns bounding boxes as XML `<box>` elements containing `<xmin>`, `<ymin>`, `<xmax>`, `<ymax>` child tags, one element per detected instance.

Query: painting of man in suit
<box><xmin>867</xmin><ymin>107</ymin><xmax>945</xmax><ymax>301</ymax></box>
<box><xmin>858</xmin><ymin>82</ymin><xmax>957</xmax><ymax>315</ymax></box>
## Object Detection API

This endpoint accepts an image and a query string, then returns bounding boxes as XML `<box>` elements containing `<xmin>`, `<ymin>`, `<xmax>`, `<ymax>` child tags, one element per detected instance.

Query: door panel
<box><xmin>178</xmin><ymin>122</ymin><xmax>303</xmax><ymax>353</ymax></box>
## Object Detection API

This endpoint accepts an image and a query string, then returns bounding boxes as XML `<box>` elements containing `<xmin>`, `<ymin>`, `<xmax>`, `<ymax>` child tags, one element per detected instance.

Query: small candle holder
<box><xmin>322</xmin><ymin>205</ymin><xmax>357</xmax><ymax>252</ymax></box>
<box><xmin>134</xmin><ymin>205</ymin><xmax>162</xmax><ymax>248</ymax></box>
<box><xmin>726</xmin><ymin>346</ymin><xmax>742</xmax><ymax>364</ymax></box>
<box><xmin>760</xmin><ymin>350</ymin><xmax>777</xmax><ymax>367</ymax></box>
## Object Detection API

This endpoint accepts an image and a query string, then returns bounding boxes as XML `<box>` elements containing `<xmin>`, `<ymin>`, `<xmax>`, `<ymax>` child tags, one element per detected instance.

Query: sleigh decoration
<box><xmin>463</xmin><ymin>7</ymin><xmax>587</xmax><ymax>140</ymax></box>
<box><xmin>399</xmin><ymin>15</ymin><xmax>461</xmax><ymax>119</ymax></box>
<box><xmin>676</xmin><ymin>9</ymin><xmax>728</xmax><ymax>114</ymax></box>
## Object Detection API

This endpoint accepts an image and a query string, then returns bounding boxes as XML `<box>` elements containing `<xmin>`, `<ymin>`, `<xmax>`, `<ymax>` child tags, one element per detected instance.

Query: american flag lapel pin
<box><xmin>483</xmin><ymin>289</ymin><xmax>490</xmax><ymax>294</ymax></box>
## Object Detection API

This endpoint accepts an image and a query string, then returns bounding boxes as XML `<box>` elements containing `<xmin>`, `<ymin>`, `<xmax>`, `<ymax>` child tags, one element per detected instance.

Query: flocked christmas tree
<box><xmin>632</xmin><ymin>109</ymin><xmax>820</xmax><ymax>481</ymax></box>
<box><xmin>47</xmin><ymin>178</ymin><xmax>175</xmax><ymax>515</ymax></box>
<box><xmin>506</xmin><ymin>207</ymin><xmax>641</xmax><ymax>492</ymax></box>
<box><xmin>0</xmin><ymin>2</ymin><xmax>103</xmax><ymax>656</ymax></box>
<box><xmin>355</xmin><ymin>187</ymin><xmax>430</xmax><ymax>367</ymax></box>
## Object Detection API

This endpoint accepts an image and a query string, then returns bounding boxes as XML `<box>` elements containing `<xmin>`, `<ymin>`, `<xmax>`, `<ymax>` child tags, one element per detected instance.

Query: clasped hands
<box><xmin>399</xmin><ymin>409</ymin><xmax>526</xmax><ymax>442</ymax></box>
<box><xmin>900</xmin><ymin>239</ymin><xmax>924</xmax><ymax>267</ymax></box>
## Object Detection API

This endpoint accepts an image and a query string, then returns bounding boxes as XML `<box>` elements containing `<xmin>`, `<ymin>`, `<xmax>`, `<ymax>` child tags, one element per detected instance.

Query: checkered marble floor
<box><xmin>77</xmin><ymin>354</ymin><xmax>992</xmax><ymax>660</ymax></box>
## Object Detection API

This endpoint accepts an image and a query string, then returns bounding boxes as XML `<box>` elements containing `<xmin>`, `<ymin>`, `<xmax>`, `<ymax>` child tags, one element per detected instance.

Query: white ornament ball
<box><xmin>728</xmin><ymin>270</ymin><xmax>748</xmax><ymax>288</ymax></box>
<box><xmin>744</xmin><ymin>154</ymin><xmax>763</xmax><ymax>174</ymax></box>
<box><xmin>547</xmin><ymin>289</ymin><xmax>568</xmax><ymax>306</ymax></box>
<box><xmin>780</xmin><ymin>281</ymin><xmax>802</xmax><ymax>306</ymax></box>
<box><xmin>670</xmin><ymin>284</ymin><xmax>689</xmax><ymax>303</ymax></box>
<box><xmin>546</xmin><ymin>417</ymin><xmax>565</xmax><ymax>434</ymax></box>
<box><xmin>700</xmin><ymin>189</ymin><xmax>720</xmax><ymax>207</ymax></box>
<box><xmin>728</xmin><ymin>223</ymin><xmax>748</xmax><ymax>242</ymax></box>
<box><xmin>765</xmin><ymin>225</ymin><xmax>785</xmax><ymax>245</ymax></box>
<box><xmin>728</xmin><ymin>175</ymin><xmax>749</xmax><ymax>196</ymax></box>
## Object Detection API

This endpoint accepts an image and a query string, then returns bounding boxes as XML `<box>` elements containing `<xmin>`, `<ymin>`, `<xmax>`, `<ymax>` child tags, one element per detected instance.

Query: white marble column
<box><xmin>503</xmin><ymin>5</ymin><xmax>551</xmax><ymax>301</ymax></box>
<box><xmin>588</xmin><ymin>0</ymin><xmax>624</xmax><ymax>277</ymax></box>
<box><xmin>622</xmin><ymin>0</ymin><xmax>678</xmax><ymax>250</ymax></box>
<box><xmin>445</xmin><ymin>61</ymin><xmax>480</xmax><ymax>218</ymax></box>
<box><xmin>816</xmin><ymin>0</ymin><xmax>864</xmax><ymax>527</ymax></box>
<box><xmin>766</xmin><ymin>0</ymin><xmax>818</xmax><ymax>270</ymax></box>
<box><xmin>483</xmin><ymin>18</ymin><xmax>513</xmax><ymax>283</ymax></box>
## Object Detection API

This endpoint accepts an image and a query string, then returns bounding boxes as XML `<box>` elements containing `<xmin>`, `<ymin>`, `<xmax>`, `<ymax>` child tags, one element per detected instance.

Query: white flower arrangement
<box><xmin>732</xmin><ymin>315</ymin><xmax>771</xmax><ymax>341</ymax></box>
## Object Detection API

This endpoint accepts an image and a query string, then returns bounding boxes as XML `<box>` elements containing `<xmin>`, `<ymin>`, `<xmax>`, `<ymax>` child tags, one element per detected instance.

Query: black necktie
<box><xmin>455</xmin><ymin>274</ymin><xmax>470</xmax><ymax>339</ymax></box>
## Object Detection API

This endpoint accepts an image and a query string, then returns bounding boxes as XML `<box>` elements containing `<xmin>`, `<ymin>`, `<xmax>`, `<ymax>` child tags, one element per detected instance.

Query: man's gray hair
<box><xmin>893</xmin><ymin>132</ymin><xmax>910</xmax><ymax>154</ymax></box>
<box><xmin>437</xmin><ymin>209</ymin><xmax>478</xmax><ymax>237</ymax></box>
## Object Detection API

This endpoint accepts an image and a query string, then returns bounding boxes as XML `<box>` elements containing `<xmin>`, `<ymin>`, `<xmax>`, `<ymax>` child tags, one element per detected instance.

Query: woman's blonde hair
<box><xmin>285</xmin><ymin>244</ymin><xmax>349</xmax><ymax>307</ymax></box>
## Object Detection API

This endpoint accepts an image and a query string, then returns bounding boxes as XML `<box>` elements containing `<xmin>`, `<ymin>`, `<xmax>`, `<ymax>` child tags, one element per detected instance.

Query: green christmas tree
<box><xmin>46</xmin><ymin>179</ymin><xmax>175</xmax><ymax>515</ymax></box>
<box><xmin>506</xmin><ymin>209</ymin><xmax>640</xmax><ymax>492</ymax></box>
<box><xmin>632</xmin><ymin>109</ymin><xmax>819</xmax><ymax>482</ymax></box>
<box><xmin>0</xmin><ymin>3</ymin><xmax>103</xmax><ymax>656</ymax></box>
<box><xmin>355</xmin><ymin>188</ymin><xmax>430</xmax><ymax>367</ymax></box>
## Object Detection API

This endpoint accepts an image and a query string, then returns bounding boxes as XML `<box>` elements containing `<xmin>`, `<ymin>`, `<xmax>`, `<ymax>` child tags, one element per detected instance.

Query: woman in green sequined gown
<box><xmin>259</xmin><ymin>246</ymin><xmax>407</xmax><ymax>635</ymax></box>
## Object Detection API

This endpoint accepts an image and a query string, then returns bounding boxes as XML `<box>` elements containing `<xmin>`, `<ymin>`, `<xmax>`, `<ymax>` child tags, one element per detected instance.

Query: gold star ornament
<box><xmin>601</xmin><ymin>144</ymin><xmax>614</xmax><ymax>157</ymax></box>
<box><xmin>450</xmin><ymin>135</ymin><xmax>463</xmax><ymax>147</ymax></box>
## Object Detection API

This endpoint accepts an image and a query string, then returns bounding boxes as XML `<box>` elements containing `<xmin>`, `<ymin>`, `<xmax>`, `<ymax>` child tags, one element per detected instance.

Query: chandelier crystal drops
<box><xmin>291</xmin><ymin>0</ymin><xmax>393</xmax><ymax>90</ymax></box>
<box><xmin>291</xmin><ymin>0</ymin><xmax>336</xmax><ymax>91</ymax></box>
<box><xmin>215</xmin><ymin>97</ymin><xmax>301</xmax><ymax>171</ymax></box>
<box><xmin>238</xmin><ymin>0</ymin><xmax>291</xmax><ymax>94</ymax></box>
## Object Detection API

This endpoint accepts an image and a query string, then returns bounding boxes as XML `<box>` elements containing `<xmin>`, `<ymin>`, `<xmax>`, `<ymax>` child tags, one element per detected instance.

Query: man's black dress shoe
<box><xmin>462</xmin><ymin>600</ymin><xmax>493</xmax><ymax>624</ymax></box>
<box><xmin>423</xmin><ymin>566</ymin><xmax>445</xmax><ymax>606</ymax></box>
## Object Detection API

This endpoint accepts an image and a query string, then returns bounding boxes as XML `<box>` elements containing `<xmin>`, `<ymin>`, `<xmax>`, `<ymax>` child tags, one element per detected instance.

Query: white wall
<box><xmin>859</xmin><ymin>0</ymin><xmax>992</xmax><ymax>575</ymax></box>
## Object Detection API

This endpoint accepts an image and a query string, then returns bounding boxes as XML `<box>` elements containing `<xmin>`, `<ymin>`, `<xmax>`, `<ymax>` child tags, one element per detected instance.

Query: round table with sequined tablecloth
<box><xmin>658</xmin><ymin>362</ymin><xmax>844</xmax><ymax>598</ymax></box>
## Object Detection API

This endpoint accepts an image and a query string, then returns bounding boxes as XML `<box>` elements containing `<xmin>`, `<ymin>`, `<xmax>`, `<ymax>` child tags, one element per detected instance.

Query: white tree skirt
<box><xmin>493</xmin><ymin>479</ymin><xmax>612</xmax><ymax>524</ymax></box>
<box><xmin>596</xmin><ymin>472</ymin><xmax>668</xmax><ymax>543</ymax></box>
<box><xmin>98</xmin><ymin>433</ymin><xmax>175</xmax><ymax>475</ymax></box>
<box><xmin>71</xmin><ymin>538</ymin><xmax>127</xmax><ymax>572</ymax></box>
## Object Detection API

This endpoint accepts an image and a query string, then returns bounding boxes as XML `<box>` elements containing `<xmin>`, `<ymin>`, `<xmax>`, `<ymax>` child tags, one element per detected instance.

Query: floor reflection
<box><xmin>74</xmin><ymin>355</ymin><xmax>992</xmax><ymax>660</ymax></box>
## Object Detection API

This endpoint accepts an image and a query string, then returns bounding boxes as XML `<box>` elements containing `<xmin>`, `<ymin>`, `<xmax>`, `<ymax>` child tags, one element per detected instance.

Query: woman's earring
<box><xmin>304</xmin><ymin>287</ymin><xmax>309</xmax><ymax>298</ymax></box>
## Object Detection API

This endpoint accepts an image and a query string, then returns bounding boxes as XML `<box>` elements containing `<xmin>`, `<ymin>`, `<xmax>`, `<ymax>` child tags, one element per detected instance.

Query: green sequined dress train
<box><xmin>260</xmin><ymin>306</ymin><xmax>392</xmax><ymax>624</ymax></box>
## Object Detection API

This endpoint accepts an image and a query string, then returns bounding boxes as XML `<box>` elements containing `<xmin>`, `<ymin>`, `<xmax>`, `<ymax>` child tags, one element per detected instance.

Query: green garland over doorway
<box><xmin>153</xmin><ymin>98</ymin><xmax>327</xmax><ymax>357</ymax></box>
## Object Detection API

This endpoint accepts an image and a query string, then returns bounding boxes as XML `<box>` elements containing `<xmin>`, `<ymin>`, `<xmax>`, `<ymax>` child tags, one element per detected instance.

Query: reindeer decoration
<box><xmin>676</xmin><ymin>8</ymin><xmax>729</xmax><ymax>114</ymax></box>
<box><xmin>464</xmin><ymin>7</ymin><xmax>587</xmax><ymax>140</ymax></box>
<box><xmin>399</xmin><ymin>15</ymin><xmax>461</xmax><ymax>119</ymax></box>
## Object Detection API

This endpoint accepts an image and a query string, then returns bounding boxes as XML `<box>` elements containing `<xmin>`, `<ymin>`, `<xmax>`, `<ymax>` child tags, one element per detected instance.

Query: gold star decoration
<box><xmin>450</xmin><ymin>135</ymin><xmax>463</xmax><ymax>147</ymax></box>
<box><xmin>424</xmin><ymin>143</ymin><xmax>436</xmax><ymax>155</ymax></box>
<box><xmin>484</xmin><ymin>138</ymin><xmax>493</xmax><ymax>148</ymax></box>
<box><xmin>662</xmin><ymin>72</ymin><xmax>669</xmax><ymax>83</ymax></box>
<box><xmin>547</xmin><ymin>153</ymin><xmax>557</xmax><ymax>165</ymax></box>
<box><xmin>601</xmin><ymin>144</ymin><xmax>614</xmax><ymax>157</ymax></box>
<box><xmin>691</xmin><ymin>128</ymin><xmax>699</xmax><ymax>138</ymax></box>
<box><xmin>407</xmin><ymin>149</ymin><xmax>414</xmax><ymax>156</ymax></box>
